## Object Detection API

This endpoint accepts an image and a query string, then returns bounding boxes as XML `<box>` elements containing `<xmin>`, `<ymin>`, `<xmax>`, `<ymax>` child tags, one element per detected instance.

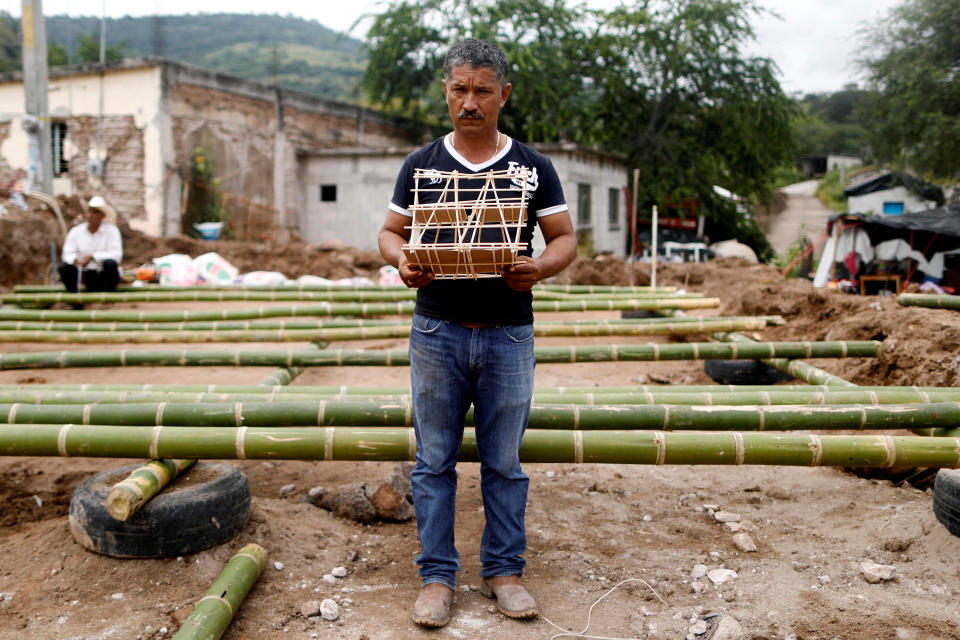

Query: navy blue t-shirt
<box><xmin>390</xmin><ymin>134</ymin><xmax>568</xmax><ymax>325</ymax></box>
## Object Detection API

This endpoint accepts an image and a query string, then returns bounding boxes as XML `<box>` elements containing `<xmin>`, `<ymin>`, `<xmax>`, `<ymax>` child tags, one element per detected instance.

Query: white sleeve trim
<box><xmin>388</xmin><ymin>202</ymin><xmax>413</xmax><ymax>217</ymax></box>
<box><xmin>535</xmin><ymin>204</ymin><xmax>569</xmax><ymax>218</ymax></box>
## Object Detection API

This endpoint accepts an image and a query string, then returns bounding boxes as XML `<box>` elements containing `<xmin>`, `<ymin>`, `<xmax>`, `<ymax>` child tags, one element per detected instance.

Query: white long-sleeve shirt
<box><xmin>61</xmin><ymin>222</ymin><xmax>123</xmax><ymax>270</ymax></box>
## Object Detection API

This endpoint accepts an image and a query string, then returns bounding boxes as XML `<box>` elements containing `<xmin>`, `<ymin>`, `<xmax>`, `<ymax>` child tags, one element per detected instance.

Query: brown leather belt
<box><xmin>460</xmin><ymin>322</ymin><xmax>496</xmax><ymax>329</ymax></box>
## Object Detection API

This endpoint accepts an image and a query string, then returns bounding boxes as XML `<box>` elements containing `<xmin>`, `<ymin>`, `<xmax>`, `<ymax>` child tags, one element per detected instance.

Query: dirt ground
<box><xmin>2</xmin><ymin>217</ymin><xmax>960</xmax><ymax>639</ymax></box>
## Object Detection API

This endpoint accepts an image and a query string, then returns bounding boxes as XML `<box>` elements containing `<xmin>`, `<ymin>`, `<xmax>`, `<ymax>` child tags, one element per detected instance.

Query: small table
<box><xmin>860</xmin><ymin>274</ymin><xmax>902</xmax><ymax>296</ymax></box>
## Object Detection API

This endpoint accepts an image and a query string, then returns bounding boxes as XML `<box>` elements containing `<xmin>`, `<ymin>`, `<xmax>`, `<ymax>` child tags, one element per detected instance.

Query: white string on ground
<box><xmin>540</xmin><ymin>577</ymin><xmax>667</xmax><ymax>640</ymax></box>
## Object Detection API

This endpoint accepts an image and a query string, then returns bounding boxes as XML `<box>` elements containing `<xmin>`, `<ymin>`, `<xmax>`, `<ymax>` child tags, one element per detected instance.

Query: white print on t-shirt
<box><xmin>507</xmin><ymin>162</ymin><xmax>539</xmax><ymax>192</ymax></box>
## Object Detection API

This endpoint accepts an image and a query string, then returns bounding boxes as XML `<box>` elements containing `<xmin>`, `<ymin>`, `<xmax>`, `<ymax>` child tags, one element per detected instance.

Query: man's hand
<box><xmin>398</xmin><ymin>254</ymin><xmax>435</xmax><ymax>289</ymax></box>
<box><xmin>76</xmin><ymin>255</ymin><xmax>93</xmax><ymax>267</ymax></box>
<box><xmin>502</xmin><ymin>256</ymin><xmax>541</xmax><ymax>292</ymax></box>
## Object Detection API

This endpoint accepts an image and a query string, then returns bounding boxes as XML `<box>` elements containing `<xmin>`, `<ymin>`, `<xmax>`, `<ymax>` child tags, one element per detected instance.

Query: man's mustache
<box><xmin>458</xmin><ymin>110</ymin><xmax>484</xmax><ymax>120</ymax></box>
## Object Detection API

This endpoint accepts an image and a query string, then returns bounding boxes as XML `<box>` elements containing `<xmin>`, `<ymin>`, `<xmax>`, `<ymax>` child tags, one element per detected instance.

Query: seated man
<box><xmin>58</xmin><ymin>196</ymin><xmax>123</xmax><ymax>293</ymax></box>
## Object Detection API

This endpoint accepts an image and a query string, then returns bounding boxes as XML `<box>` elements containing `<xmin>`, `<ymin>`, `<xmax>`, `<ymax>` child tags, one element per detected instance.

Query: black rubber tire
<box><xmin>933</xmin><ymin>469</ymin><xmax>960</xmax><ymax>537</ymax></box>
<box><xmin>620</xmin><ymin>310</ymin><xmax>660</xmax><ymax>319</ymax></box>
<box><xmin>703</xmin><ymin>359</ymin><xmax>795</xmax><ymax>385</ymax></box>
<box><xmin>69</xmin><ymin>462</ymin><xmax>251</xmax><ymax>558</ymax></box>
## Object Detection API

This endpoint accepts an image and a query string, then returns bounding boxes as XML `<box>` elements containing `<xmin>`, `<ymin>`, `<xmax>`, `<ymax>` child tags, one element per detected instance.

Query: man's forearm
<box><xmin>535</xmin><ymin>233</ymin><xmax>578</xmax><ymax>280</ymax></box>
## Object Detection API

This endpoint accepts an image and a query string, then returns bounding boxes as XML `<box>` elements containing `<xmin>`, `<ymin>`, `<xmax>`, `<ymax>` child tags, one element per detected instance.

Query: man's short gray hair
<box><xmin>443</xmin><ymin>39</ymin><xmax>509</xmax><ymax>87</ymax></box>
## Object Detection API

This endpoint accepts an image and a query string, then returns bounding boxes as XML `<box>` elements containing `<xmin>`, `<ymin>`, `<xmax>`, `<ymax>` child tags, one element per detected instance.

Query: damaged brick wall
<box><xmin>63</xmin><ymin>115</ymin><xmax>145</xmax><ymax>220</ymax></box>
<box><xmin>169</xmin><ymin>81</ymin><xmax>417</xmax><ymax>239</ymax></box>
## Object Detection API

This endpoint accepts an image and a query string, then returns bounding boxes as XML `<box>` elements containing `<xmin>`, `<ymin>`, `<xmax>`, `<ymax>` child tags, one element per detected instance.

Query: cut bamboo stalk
<box><xmin>898</xmin><ymin>293</ymin><xmax>960</xmax><ymax>310</ymax></box>
<box><xmin>13</xmin><ymin>282</ymin><xmax>680</xmax><ymax>294</ymax></box>
<box><xmin>0</xmin><ymin>341</ymin><xmax>880</xmax><ymax>370</ymax></box>
<box><xmin>14</xmin><ymin>383</ymin><xmax>945</xmax><ymax>395</ymax></box>
<box><xmin>0</xmin><ymin>315</ymin><xmax>784</xmax><ymax>332</ymax></box>
<box><xmin>172</xmin><ymin>543</ymin><xmax>266</xmax><ymax>640</ymax></box>
<box><xmin>4</xmin><ymin>388</ymin><xmax>959</xmax><ymax>407</ymax></box>
<box><xmin>2</xmin><ymin>289</ymin><xmax>705</xmax><ymax>306</ymax></box>
<box><xmin>0</xmin><ymin>297</ymin><xmax>719</xmax><ymax>323</ymax></box>
<box><xmin>7</xmin><ymin>400</ymin><xmax>958</xmax><ymax>431</ymax></box>
<box><xmin>4</xmin><ymin>425</ymin><xmax>959</xmax><ymax>468</ymax></box>
<box><xmin>105</xmin><ymin>459</ymin><xmax>196</xmax><ymax>521</ymax></box>
<box><xmin>0</xmin><ymin>319</ymin><xmax>771</xmax><ymax>343</ymax></box>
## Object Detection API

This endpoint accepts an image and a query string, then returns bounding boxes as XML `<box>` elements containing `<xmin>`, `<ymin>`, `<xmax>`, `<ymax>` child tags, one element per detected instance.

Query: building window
<box><xmin>607</xmin><ymin>187</ymin><xmax>620</xmax><ymax>230</ymax></box>
<box><xmin>577</xmin><ymin>183</ymin><xmax>591</xmax><ymax>227</ymax></box>
<box><xmin>320</xmin><ymin>184</ymin><xmax>337</xmax><ymax>202</ymax></box>
<box><xmin>51</xmin><ymin>121</ymin><xmax>68</xmax><ymax>176</ymax></box>
<box><xmin>882</xmin><ymin>201</ymin><xmax>904</xmax><ymax>215</ymax></box>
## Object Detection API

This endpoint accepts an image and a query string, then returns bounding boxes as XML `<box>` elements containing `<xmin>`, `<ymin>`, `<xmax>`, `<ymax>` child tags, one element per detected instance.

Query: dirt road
<box><xmin>761</xmin><ymin>180</ymin><xmax>834</xmax><ymax>258</ymax></box>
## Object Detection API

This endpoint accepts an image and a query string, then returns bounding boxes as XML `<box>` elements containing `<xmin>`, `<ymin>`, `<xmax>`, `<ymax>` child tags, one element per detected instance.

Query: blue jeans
<box><xmin>408</xmin><ymin>313</ymin><xmax>535</xmax><ymax>590</ymax></box>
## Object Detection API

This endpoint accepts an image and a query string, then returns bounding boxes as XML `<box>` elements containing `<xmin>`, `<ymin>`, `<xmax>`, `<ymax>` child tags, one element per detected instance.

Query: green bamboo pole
<box><xmin>172</xmin><ymin>543</ymin><xmax>267</xmax><ymax>640</ymax></box>
<box><xmin>15</xmin><ymin>382</ymin><xmax>940</xmax><ymax>395</ymax></box>
<box><xmin>4</xmin><ymin>388</ymin><xmax>959</xmax><ymax>407</ymax></box>
<box><xmin>105</xmin><ymin>458</ymin><xmax>196</xmax><ymax>521</ymax></box>
<box><xmin>2</xmin><ymin>289</ymin><xmax>418</xmax><ymax>305</ymax></box>
<box><xmin>13</xmin><ymin>283</ymin><xmax>680</xmax><ymax>294</ymax></box>
<box><xmin>0</xmin><ymin>318</ymin><xmax>773</xmax><ymax>344</ymax></box>
<box><xmin>0</xmin><ymin>341</ymin><xmax>880</xmax><ymax>370</ymax></box>
<box><xmin>0</xmin><ymin>297</ymin><xmax>718</xmax><ymax>323</ymax></box>
<box><xmin>2</xmin><ymin>289</ymin><xmax>706</xmax><ymax>306</ymax></box>
<box><xmin>898</xmin><ymin>293</ymin><xmax>960</xmax><ymax>310</ymax></box>
<box><xmin>4</xmin><ymin>425</ymin><xmax>959</xmax><ymax>468</ymax></box>
<box><xmin>4</xmin><ymin>399</ymin><xmax>958</xmax><ymax>430</ymax></box>
<box><xmin>0</xmin><ymin>315</ymin><xmax>784</xmax><ymax>333</ymax></box>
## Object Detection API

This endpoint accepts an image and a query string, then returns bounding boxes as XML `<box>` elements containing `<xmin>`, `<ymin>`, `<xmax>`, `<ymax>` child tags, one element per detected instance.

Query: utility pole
<box><xmin>20</xmin><ymin>0</ymin><xmax>54</xmax><ymax>195</ymax></box>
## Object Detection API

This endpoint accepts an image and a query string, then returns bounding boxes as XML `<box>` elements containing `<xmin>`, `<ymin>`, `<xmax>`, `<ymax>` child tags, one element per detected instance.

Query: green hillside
<box><xmin>3</xmin><ymin>12</ymin><xmax>367</xmax><ymax>101</ymax></box>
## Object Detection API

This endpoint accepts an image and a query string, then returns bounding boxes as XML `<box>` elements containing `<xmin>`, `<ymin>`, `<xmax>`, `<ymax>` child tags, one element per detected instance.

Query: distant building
<box><xmin>844</xmin><ymin>170</ymin><xmax>944</xmax><ymax>216</ymax></box>
<box><xmin>1</xmin><ymin>58</ymin><xmax>627</xmax><ymax>254</ymax></box>
<box><xmin>797</xmin><ymin>152</ymin><xmax>862</xmax><ymax>178</ymax></box>
<box><xmin>0</xmin><ymin>57</ymin><xmax>418</xmax><ymax>238</ymax></box>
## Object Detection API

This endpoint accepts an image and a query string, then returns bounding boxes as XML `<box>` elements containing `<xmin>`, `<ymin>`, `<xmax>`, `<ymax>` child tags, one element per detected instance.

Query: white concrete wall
<box><xmin>300</xmin><ymin>152</ymin><xmax>406</xmax><ymax>251</ymax></box>
<box><xmin>826</xmin><ymin>154</ymin><xmax>861</xmax><ymax>172</ymax></box>
<box><xmin>546</xmin><ymin>150</ymin><xmax>627</xmax><ymax>255</ymax></box>
<box><xmin>848</xmin><ymin>186</ymin><xmax>937</xmax><ymax>216</ymax></box>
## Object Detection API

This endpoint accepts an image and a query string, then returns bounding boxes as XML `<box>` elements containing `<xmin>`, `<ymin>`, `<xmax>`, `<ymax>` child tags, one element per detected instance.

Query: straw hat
<box><xmin>87</xmin><ymin>195</ymin><xmax>117</xmax><ymax>223</ymax></box>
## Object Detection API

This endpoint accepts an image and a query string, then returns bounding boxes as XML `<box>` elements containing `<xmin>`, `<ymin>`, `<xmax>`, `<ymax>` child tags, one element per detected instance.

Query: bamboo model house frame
<box><xmin>402</xmin><ymin>167</ymin><xmax>532</xmax><ymax>279</ymax></box>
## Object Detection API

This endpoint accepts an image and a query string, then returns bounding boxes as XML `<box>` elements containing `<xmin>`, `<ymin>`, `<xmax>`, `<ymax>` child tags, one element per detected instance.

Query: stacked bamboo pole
<box><xmin>0</xmin><ymin>341</ymin><xmax>880</xmax><ymax>370</ymax></box>
<box><xmin>898</xmin><ymin>293</ymin><xmax>960</xmax><ymax>310</ymax></box>
<box><xmin>4</xmin><ymin>425</ymin><xmax>959</xmax><ymax>468</ymax></box>
<box><xmin>0</xmin><ymin>318</ymin><xmax>774</xmax><ymax>344</ymax></box>
<box><xmin>13</xmin><ymin>283</ymin><xmax>679</xmax><ymax>294</ymax></box>
<box><xmin>0</xmin><ymin>297</ymin><xmax>720</xmax><ymax>323</ymax></box>
<box><xmin>4</xmin><ymin>399</ymin><xmax>959</xmax><ymax>430</ymax></box>
<box><xmin>0</xmin><ymin>289</ymin><xmax>706</xmax><ymax>306</ymax></box>
<box><xmin>0</xmin><ymin>315</ymin><xmax>784</xmax><ymax>332</ymax></box>
<box><xmin>3</xmin><ymin>387</ymin><xmax>960</xmax><ymax>407</ymax></box>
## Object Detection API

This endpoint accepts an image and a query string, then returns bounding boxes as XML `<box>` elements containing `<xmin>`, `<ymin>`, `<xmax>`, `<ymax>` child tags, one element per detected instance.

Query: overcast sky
<box><xmin>12</xmin><ymin>0</ymin><xmax>904</xmax><ymax>95</ymax></box>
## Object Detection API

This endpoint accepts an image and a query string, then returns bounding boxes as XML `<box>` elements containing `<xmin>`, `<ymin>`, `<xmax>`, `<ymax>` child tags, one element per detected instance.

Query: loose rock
<box><xmin>279</xmin><ymin>483</ymin><xmax>296</xmax><ymax>498</ymax></box>
<box><xmin>321</xmin><ymin>484</ymin><xmax>376</xmax><ymax>523</ymax></box>
<box><xmin>331</xmin><ymin>566</ymin><xmax>348</xmax><ymax>578</ymax></box>
<box><xmin>368</xmin><ymin>481</ymin><xmax>414</xmax><ymax>521</ymax></box>
<box><xmin>320</xmin><ymin>598</ymin><xmax>339</xmax><ymax>621</ymax></box>
<box><xmin>732</xmin><ymin>533</ymin><xmax>757</xmax><ymax>552</ymax></box>
<box><xmin>860</xmin><ymin>560</ymin><xmax>897</xmax><ymax>583</ymax></box>
<box><xmin>274</xmin><ymin>562</ymin><xmax>285</xmax><ymax>571</ymax></box>
<box><xmin>691</xmin><ymin>564</ymin><xmax>708</xmax><ymax>579</ymax></box>
<box><xmin>300</xmin><ymin>600</ymin><xmax>322</xmax><ymax>618</ymax></box>
<box><xmin>707</xmin><ymin>568</ymin><xmax>738</xmax><ymax>585</ymax></box>
<box><xmin>714</xmin><ymin>511</ymin><xmax>741</xmax><ymax>523</ymax></box>
<box><xmin>701</xmin><ymin>613</ymin><xmax>743</xmax><ymax>639</ymax></box>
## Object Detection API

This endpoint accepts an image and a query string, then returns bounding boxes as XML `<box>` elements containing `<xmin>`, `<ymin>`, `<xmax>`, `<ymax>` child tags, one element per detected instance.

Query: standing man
<box><xmin>378</xmin><ymin>38</ymin><xmax>577</xmax><ymax>628</ymax></box>
<box><xmin>59</xmin><ymin>195</ymin><xmax>123</xmax><ymax>294</ymax></box>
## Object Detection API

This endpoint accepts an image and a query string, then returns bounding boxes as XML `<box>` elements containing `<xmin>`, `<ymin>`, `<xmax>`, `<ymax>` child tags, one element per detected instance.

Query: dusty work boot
<box><xmin>412</xmin><ymin>582</ymin><xmax>455</xmax><ymax>627</ymax></box>
<box><xmin>480</xmin><ymin>575</ymin><xmax>538</xmax><ymax>619</ymax></box>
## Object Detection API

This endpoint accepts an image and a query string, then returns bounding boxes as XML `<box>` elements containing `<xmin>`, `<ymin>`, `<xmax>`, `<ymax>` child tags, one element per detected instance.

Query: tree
<box><xmin>359</xmin><ymin>0</ymin><xmax>796</xmax><ymax>261</ymax></box>
<box><xmin>859</xmin><ymin>0</ymin><xmax>960</xmax><ymax>180</ymax></box>
<box><xmin>74</xmin><ymin>34</ymin><xmax>131</xmax><ymax>63</ymax></box>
